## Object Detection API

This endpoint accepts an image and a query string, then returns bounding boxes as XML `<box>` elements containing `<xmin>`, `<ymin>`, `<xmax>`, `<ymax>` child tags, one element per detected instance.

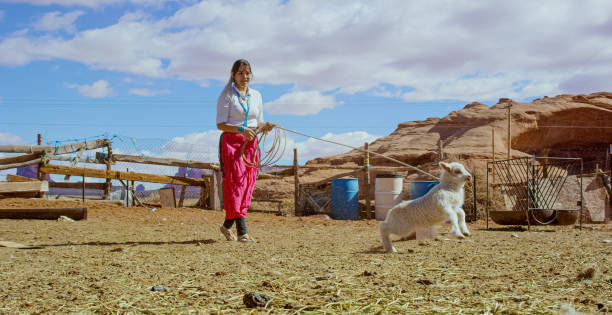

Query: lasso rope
<box><xmin>241</xmin><ymin>126</ymin><xmax>439</xmax><ymax>181</ymax></box>
<box><xmin>240</xmin><ymin>126</ymin><xmax>287</xmax><ymax>169</ymax></box>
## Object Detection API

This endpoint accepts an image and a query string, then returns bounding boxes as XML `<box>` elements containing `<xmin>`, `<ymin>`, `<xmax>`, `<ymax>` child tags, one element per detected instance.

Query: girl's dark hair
<box><xmin>222</xmin><ymin>59</ymin><xmax>252</xmax><ymax>100</ymax></box>
<box><xmin>231</xmin><ymin>59</ymin><xmax>252</xmax><ymax>79</ymax></box>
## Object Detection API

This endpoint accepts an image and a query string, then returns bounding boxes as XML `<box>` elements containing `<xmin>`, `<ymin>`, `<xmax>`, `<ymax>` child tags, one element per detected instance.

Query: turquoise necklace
<box><xmin>235</xmin><ymin>89</ymin><xmax>250</xmax><ymax>127</ymax></box>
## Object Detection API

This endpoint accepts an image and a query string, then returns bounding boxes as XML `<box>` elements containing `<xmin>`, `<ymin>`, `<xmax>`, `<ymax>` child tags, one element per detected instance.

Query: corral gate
<box><xmin>486</xmin><ymin>156</ymin><xmax>583</xmax><ymax>227</ymax></box>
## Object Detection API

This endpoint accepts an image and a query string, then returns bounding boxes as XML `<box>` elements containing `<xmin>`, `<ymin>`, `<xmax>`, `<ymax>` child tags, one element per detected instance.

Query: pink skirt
<box><xmin>219</xmin><ymin>132</ymin><xmax>259</xmax><ymax>219</ymax></box>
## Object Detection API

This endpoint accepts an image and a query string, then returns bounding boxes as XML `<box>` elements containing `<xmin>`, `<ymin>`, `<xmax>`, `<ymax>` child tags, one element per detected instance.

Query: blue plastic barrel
<box><xmin>331</xmin><ymin>178</ymin><xmax>359</xmax><ymax>220</ymax></box>
<box><xmin>410</xmin><ymin>181</ymin><xmax>439</xmax><ymax>200</ymax></box>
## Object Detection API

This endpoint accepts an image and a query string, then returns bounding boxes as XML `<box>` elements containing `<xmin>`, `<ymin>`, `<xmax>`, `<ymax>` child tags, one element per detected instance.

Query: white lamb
<box><xmin>379</xmin><ymin>161</ymin><xmax>472</xmax><ymax>253</ymax></box>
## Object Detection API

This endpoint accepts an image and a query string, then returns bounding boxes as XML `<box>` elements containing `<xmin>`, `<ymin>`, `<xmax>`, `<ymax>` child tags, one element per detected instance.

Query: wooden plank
<box><xmin>159</xmin><ymin>187</ymin><xmax>176</xmax><ymax>208</ymax></box>
<box><xmin>0</xmin><ymin>241</ymin><xmax>43</xmax><ymax>249</ymax></box>
<box><xmin>47</xmin><ymin>154</ymin><xmax>106</xmax><ymax>164</ymax></box>
<box><xmin>49</xmin><ymin>181</ymin><xmax>107</xmax><ymax>190</ymax></box>
<box><xmin>0</xmin><ymin>181</ymin><xmax>49</xmax><ymax>193</ymax></box>
<box><xmin>0</xmin><ymin>208</ymin><xmax>86</xmax><ymax>220</ymax></box>
<box><xmin>275</xmin><ymin>164</ymin><xmax>362</xmax><ymax>170</ymax></box>
<box><xmin>259</xmin><ymin>167</ymin><xmax>293</xmax><ymax>177</ymax></box>
<box><xmin>112</xmin><ymin>154</ymin><xmax>220</xmax><ymax>171</ymax></box>
<box><xmin>300</xmin><ymin>170</ymin><xmax>361</xmax><ymax>188</ymax></box>
<box><xmin>7</xmin><ymin>174</ymin><xmax>38</xmax><ymax>182</ymax></box>
<box><xmin>0</xmin><ymin>159</ymin><xmax>41</xmax><ymax>171</ymax></box>
<box><xmin>39</xmin><ymin>164</ymin><xmax>206</xmax><ymax>186</ymax></box>
<box><xmin>579</xmin><ymin>170</ymin><xmax>611</xmax><ymax>177</ymax></box>
<box><xmin>0</xmin><ymin>192</ymin><xmax>39</xmax><ymax>198</ymax></box>
<box><xmin>0</xmin><ymin>139</ymin><xmax>108</xmax><ymax>155</ymax></box>
<box><xmin>256</xmin><ymin>173</ymin><xmax>280</xmax><ymax>179</ymax></box>
<box><xmin>0</xmin><ymin>153</ymin><xmax>41</xmax><ymax>165</ymax></box>
<box><xmin>272</xmin><ymin>164</ymin><xmax>416</xmax><ymax>172</ymax></box>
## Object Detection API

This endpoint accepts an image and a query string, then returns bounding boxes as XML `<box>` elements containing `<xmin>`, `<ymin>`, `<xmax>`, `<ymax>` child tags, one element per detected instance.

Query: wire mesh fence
<box><xmin>486</xmin><ymin>157</ymin><xmax>583</xmax><ymax>225</ymax></box>
<box><xmin>1</xmin><ymin>134</ymin><xmax>224</xmax><ymax>206</ymax></box>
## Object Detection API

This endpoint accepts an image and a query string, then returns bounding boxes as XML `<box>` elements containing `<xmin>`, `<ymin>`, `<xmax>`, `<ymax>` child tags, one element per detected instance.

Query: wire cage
<box><xmin>486</xmin><ymin>156</ymin><xmax>583</xmax><ymax>228</ymax></box>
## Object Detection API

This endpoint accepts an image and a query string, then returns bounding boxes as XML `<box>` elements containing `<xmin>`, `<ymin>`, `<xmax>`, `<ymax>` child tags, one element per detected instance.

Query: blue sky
<box><xmin>1</xmin><ymin>0</ymin><xmax>611</xmax><ymax>166</ymax></box>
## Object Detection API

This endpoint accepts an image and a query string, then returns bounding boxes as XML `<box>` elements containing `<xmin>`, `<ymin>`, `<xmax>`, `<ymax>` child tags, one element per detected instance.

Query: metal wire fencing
<box><xmin>487</xmin><ymin>156</ymin><xmax>583</xmax><ymax>225</ymax></box>
<box><xmin>15</xmin><ymin>134</ymin><xmax>223</xmax><ymax>205</ymax></box>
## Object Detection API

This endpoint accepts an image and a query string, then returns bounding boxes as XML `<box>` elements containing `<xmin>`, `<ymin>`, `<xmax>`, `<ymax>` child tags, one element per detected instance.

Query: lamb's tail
<box><xmin>379</xmin><ymin>221</ymin><xmax>393</xmax><ymax>253</ymax></box>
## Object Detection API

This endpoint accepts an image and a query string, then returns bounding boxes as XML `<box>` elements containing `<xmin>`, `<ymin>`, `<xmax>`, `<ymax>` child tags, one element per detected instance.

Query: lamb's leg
<box><xmin>444</xmin><ymin>208</ymin><xmax>465</xmax><ymax>239</ymax></box>
<box><xmin>457</xmin><ymin>207</ymin><xmax>470</xmax><ymax>236</ymax></box>
<box><xmin>379</xmin><ymin>222</ymin><xmax>397</xmax><ymax>253</ymax></box>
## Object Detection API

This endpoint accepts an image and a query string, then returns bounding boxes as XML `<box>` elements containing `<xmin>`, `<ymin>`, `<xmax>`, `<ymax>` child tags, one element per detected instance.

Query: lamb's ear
<box><xmin>439</xmin><ymin>162</ymin><xmax>451</xmax><ymax>172</ymax></box>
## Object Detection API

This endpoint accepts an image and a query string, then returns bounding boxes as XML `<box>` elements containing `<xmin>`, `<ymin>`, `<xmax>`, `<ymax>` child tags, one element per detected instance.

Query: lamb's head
<box><xmin>439</xmin><ymin>161</ymin><xmax>472</xmax><ymax>184</ymax></box>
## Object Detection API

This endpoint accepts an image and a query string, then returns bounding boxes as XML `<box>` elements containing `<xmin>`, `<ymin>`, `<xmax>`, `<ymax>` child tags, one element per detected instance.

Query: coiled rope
<box><xmin>241</xmin><ymin>126</ymin><xmax>439</xmax><ymax>181</ymax></box>
<box><xmin>240</xmin><ymin>126</ymin><xmax>287</xmax><ymax>169</ymax></box>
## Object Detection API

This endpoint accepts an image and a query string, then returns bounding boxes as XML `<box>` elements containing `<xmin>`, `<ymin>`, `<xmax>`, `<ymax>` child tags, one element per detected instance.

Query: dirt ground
<box><xmin>0</xmin><ymin>198</ymin><xmax>611</xmax><ymax>314</ymax></box>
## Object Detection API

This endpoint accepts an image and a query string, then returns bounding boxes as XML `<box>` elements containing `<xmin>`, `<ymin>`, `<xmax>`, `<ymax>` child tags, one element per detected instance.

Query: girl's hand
<box><xmin>243</xmin><ymin>127</ymin><xmax>256</xmax><ymax>141</ymax></box>
<box><xmin>260</xmin><ymin>122</ymin><xmax>277</xmax><ymax>133</ymax></box>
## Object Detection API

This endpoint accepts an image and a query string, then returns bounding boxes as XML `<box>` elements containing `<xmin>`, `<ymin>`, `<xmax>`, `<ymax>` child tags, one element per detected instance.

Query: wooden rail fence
<box><xmin>1</xmin><ymin>136</ymin><xmax>425</xmax><ymax>218</ymax></box>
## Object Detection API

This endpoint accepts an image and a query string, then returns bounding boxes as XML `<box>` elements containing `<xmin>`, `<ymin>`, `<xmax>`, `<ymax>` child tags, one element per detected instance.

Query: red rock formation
<box><xmin>256</xmin><ymin>92</ymin><xmax>612</xmax><ymax>209</ymax></box>
<box><xmin>308</xmin><ymin>92</ymin><xmax>612</xmax><ymax>174</ymax></box>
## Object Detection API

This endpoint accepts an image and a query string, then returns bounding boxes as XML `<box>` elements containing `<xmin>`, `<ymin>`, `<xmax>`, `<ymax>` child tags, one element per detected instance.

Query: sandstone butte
<box><xmin>306</xmin><ymin>92</ymin><xmax>612</xmax><ymax>177</ymax></box>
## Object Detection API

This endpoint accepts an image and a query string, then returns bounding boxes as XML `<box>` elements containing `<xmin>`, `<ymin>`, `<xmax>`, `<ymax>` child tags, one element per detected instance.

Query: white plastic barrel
<box><xmin>375</xmin><ymin>173</ymin><xmax>403</xmax><ymax>220</ymax></box>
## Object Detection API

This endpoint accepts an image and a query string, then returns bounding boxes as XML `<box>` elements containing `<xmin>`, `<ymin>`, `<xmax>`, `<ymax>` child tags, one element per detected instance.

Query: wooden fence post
<box><xmin>103</xmin><ymin>142</ymin><xmax>112</xmax><ymax>200</ymax></box>
<box><xmin>491</xmin><ymin>128</ymin><xmax>495</xmax><ymax>184</ymax></box>
<box><xmin>131</xmin><ymin>180</ymin><xmax>135</xmax><ymax>206</ymax></box>
<box><xmin>178</xmin><ymin>173</ymin><xmax>187</xmax><ymax>207</ymax></box>
<box><xmin>507</xmin><ymin>103</ymin><xmax>512</xmax><ymax>159</ymax></box>
<box><xmin>199</xmin><ymin>175</ymin><xmax>208</xmax><ymax>209</ymax></box>
<box><xmin>364</xmin><ymin>142</ymin><xmax>371</xmax><ymax>219</ymax></box>
<box><xmin>210</xmin><ymin>170</ymin><xmax>223</xmax><ymax>210</ymax></box>
<box><xmin>294</xmin><ymin>148</ymin><xmax>299</xmax><ymax>216</ymax></box>
<box><xmin>608</xmin><ymin>144</ymin><xmax>611</xmax><ymax>172</ymax></box>
<box><xmin>125</xmin><ymin>168</ymin><xmax>130</xmax><ymax>206</ymax></box>
<box><xmin>36</xmin><ymin>133</ymin><xmax>46</xmax><ymax>198</ymax></box>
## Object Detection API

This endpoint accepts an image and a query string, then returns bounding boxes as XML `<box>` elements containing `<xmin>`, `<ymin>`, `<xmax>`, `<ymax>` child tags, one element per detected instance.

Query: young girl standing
<box><xmin>216</xmin><ymin>59</ymin><xmax>276</xmax><ymax>242</ymax></box>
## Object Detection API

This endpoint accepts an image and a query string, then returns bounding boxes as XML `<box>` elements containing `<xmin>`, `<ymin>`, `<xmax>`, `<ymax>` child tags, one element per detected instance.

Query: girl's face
<box><xmin>232</xmin><ymin>64</ymin><xmax>251</xmax><ymax>91</ymax></box>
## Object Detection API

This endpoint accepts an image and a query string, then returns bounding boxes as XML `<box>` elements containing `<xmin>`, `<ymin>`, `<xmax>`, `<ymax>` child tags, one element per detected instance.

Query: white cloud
<box><xmin>1</xmin><ymin>0</ymin><xmax>611</xmax><ymax>102</ymax></box>
<box><xmin>558</xmin><ymin>73</ymin><xmax>612</xmax><ymax>95</ymax></box>
<box><xmin>34</xmin><ymin>10</ymin><xmax>84</xmax><ymax>33</ymax></box>
<box><xmin>0</xmin><ymin>36</ymin><xmax>41</xmax><ymax>66</ymax></box>
<box><xmin>163</xmin><ymin>130</ymin><xmax>222</xmax><ymax>158</ymax></box>
<box><xmin>0</xmin><ymin>0</ymin><xmax>178</xmax><ymax>7</ymax></box>
<box><xmin>266</xmin><ymin>90</ymin><xmax>340</xmax><ymax>115</ymax></box>
<box><xmin>0</xmin><ymin>132</ymin><xmax>28</xmax><ymax>145</ymax></box>
<box><xmin>157</xmin><ymin>129</ymin><xmax>379</xmax><ymax>164</ymax></box>
<box><xmin>285</xmin><ymin>131</ymin><xmax>380</xmax><ymax>162</ymax></box>
<box><xmin>129</xmin><ymin>88</ymin><xmax>171</xmax><ymax>96</ymax></box>
<box><xmin>66</xmin><ymin>80</ymin><xmax>115</xmax><ymax>97</ymax></box>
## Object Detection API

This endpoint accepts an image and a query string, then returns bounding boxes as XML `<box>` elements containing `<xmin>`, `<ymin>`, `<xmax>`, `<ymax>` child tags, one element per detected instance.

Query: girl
<box><xmin>216</xmin><ymin>59</ymin><xmax>276</xmax><ymax>242</ymax></box>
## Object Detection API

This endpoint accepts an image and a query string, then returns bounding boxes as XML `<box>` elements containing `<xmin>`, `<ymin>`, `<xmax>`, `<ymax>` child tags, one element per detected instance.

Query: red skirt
<box><xmin>219</xmin><ymin>132</ymin><xmax>259</xmax><ymax>219</ymax></box>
